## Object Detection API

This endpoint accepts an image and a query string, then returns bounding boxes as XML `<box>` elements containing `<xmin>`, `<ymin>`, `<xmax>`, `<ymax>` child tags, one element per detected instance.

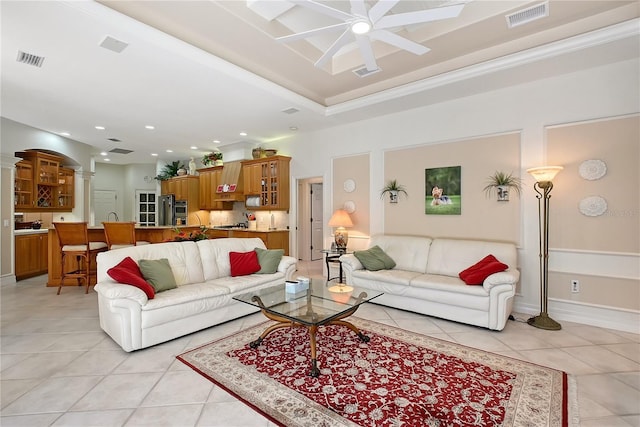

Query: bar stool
<box><xmin>53</xmin><ymin>222</ymin><xmax>108</xmax><ymax>295</ymax></box>
<box><xmin>102</xmin><ymin>222</ymin><xmax>150</xmax><ymax>250</ymax></box>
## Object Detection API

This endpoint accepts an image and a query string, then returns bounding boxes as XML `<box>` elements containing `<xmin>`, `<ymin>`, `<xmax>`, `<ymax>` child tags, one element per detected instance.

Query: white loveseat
<box><xmin>340</xmin><ymin>235</ymin><xmax>519</xmax><ymax>331</ymax></box>
<box><xmin>94</xmin><ymin>238</ymin><xmax>297</xmax><ymax>352</ymax></box>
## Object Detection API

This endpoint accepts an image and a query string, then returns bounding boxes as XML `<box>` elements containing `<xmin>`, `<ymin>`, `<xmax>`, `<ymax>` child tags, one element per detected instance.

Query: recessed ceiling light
<box><xmin>59</xmin><ymin>132</ymin><xmax>71</xmax><ymax>136</ymax></box>
<box><xmin>100</xmin><ymin>152</ymin><xmax>107</xmax><ymax>156</ymax></box>
<box><xmin>166</xmin><ymin>149</ymin><xmax>173</xmax><ymax>153</ymax></box>
<box><xmin>239</xmin><ymin>132</ymin><xmax>247</xmax><ymax>137</ymax></box>
<box><xmin>289</xmin><ymin>126</ymin><xmax>298</xmax><ymax>131</ymax></box>
<box><xmin>145</xmin><ymin>125</ymin><xmax>155</xmax><ymax>130</ymax></box>
<box><xmin>190</xmin><ymin>146</ymin><xmax>198</xmax><ymax>150</ymax></box>
<box><xmin>213</xmin><ymin>140</ymin><xmax>221</xmax><ymax>144</ymax></box>
<box><xmin>104</xmin><ymin>158</ymin><xmax>111</xmax><ymax>162</ymax></box>
<box><xmin>95</xmin><ymin>126</ymin><xmax>105</xmax><ymax>130</ymax></box>
<box><xmin>151</xmin><ymin>153</ymin><xmax>158</xmax><ymax>157</ymax></box>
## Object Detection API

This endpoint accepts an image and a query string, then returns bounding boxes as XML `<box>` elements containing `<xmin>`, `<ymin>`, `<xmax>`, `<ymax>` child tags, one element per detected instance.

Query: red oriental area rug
<box><xmin>177</xmin><ymin>318</ymin><xmax>578</xmax><ymax>427</ymax></box>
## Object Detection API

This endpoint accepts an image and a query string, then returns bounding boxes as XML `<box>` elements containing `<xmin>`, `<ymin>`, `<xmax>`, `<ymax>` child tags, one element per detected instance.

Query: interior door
<box><xmin>310</xmin><ymin>183</ymin><xmax>323</xmax><ymax>261</ymax></box>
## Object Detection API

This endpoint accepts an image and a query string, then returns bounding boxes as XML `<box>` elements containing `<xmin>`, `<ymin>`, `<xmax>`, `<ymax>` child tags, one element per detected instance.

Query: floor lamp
<box><xmin>526</xmin><ymin>166</ymin><xmax>563</xmax><ymax>331</ymax></box>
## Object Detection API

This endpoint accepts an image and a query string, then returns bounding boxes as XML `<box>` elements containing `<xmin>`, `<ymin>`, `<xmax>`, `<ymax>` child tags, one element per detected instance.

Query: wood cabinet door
<box><xmin>15</xmin><ymin>234</ymin><xmax>47</xmax><ymax>279</ymax></box>
<box><xmin>199</xmin><ymin>171</ymin><xmax>212</xmax><ymax>209</ymax></box>
<box><xmin>15</xmin><ymin>160</ymin><xmax>34</xmax><ymax>209</ymax></box>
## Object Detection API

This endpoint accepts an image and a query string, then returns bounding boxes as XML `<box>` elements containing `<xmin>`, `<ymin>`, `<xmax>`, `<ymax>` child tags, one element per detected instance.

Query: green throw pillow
<box><xmin>254</xmin><ymin>247</ymin><xmax>284</xmax><ymax>274</ymax></box>
<box><xmin>138</xmin><ymin>258</ymin><xmax>177</xmax><ymax>292</ymax></box>
<box><xmin>354</xmin><ymin>245</ymin><xmax>396</xmax><ymax>271</ymax></box>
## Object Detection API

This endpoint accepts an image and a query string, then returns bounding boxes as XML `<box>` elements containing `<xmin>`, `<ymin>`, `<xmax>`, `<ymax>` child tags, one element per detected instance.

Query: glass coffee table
<box><xmin>234</xmin><ymin>280</ymin><xmax>382</xmax><ymax>377</ymax></box>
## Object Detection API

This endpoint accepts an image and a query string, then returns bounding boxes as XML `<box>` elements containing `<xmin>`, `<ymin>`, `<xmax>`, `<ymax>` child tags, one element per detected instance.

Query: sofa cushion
<box><xmin>426</xmin><ymin>239</ymin><xmax>516</xmax><ymax>277</ymax></box>
<box><xmin>459</xmin><ymin>255</ymin><xmax>508</xmax><ymax>285</ymax></box>
<box><xmin>230</xmin><ymin>251</ymin><xmax>261</xmax><ymax>277</ymax></box>
<box><xmin>354</xmin><ymin>245</ymin><xmax>396</xmax><ymax>271</ymax></box>
<box><xmin>107</xmin><ymin>256</ymin><xmax>155</xmax><ymax>299</ymax></box>
<box><xmin>254</xmin><ymin>247</ymin><xmax>284</xmax><ymax>274</ymax></box>
<box><xmin>139</xmin><ymin>259</ymin><xmax>178</xmax><ymax>292</ymax></box>
<box><xmin>197</xmin><ymin>238</ymin><xmax>266</xmax><ymax>280</ymax></box>
<box><xmin>369</xmin><ymin>235</ymin><xmax>432</xmax><ymax>273</ymax></box>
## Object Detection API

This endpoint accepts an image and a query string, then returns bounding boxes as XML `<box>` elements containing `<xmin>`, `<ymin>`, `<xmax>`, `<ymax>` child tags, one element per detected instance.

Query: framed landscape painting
<box><xmin>425</xmin><ymin>166</ymin><xmax>461</xmax><ymax>215</ymax></box>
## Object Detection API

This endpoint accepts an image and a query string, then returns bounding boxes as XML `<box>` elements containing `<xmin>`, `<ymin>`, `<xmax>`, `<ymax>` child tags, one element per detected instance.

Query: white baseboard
<box><xmin>0</xmin><ymin>275</ymin><xmax>17</xmax><ymax>286</ymax></box>
<box><xmin>514</xmin><ymin>298</ymin><xmax>639</xmax><ymax>334</ymax></box>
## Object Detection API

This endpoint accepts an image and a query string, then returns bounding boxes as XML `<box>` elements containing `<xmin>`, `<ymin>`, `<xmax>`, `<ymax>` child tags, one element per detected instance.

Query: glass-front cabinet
<box><xmin>241</xmin><ymin>155</ymin><xmax>290</xmax><ymax>210</ymax></box>
<box><xmin>14</xmin><ymin>151</ymin><xmax>74</xmax><ymax>212</ymax></box>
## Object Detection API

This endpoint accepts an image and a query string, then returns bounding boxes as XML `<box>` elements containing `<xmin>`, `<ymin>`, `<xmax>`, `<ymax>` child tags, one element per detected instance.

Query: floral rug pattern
<box><xmin>178</xmin><ymin>318</ymin><xmax>573</xmax><ymax>427</ymax></box>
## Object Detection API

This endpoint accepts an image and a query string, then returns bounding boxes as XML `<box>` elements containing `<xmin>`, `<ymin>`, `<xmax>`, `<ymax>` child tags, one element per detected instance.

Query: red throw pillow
<box><xmin>459</xmin><ymin>254</ymin><xmax>508</xmax><ymax>285</ymax></box>
<box><xmin>107</xmin><ymin>256</ymin><xmax>155</xmax><ymax>299</ymax></box>
<box><xmin>229</xmin><ymin>251</ymin><xmax>261</xmax><ymax>277</ymax></box>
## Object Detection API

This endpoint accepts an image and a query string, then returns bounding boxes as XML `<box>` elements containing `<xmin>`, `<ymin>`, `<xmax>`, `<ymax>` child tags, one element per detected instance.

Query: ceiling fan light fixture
<box><xmin>351</xmin><ymin>19</ymin><xmax>371</xmax><ymax>35</ymax></box>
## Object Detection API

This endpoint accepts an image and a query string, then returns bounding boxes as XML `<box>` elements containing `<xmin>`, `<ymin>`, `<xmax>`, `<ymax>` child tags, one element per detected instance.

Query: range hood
<box><xmin>215</xmin><ymin>161</ymin><xmax>244</xmax><ymax>202</ymax></box>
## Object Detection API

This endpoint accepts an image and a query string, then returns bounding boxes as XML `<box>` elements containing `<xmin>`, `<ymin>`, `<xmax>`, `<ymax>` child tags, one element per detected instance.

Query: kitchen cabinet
<box><xmin>241</xmin><ymin>156</ymin><xmax>290</xmax><ymax>210</ymax></box>
<box><xmin>15</xmin><ymin>160</ymin><xmax>34</xmax><ymax>210</ymax></box>
<box><xmin>160</xmin><ymin>175</ymin><xmax>203</xmax><ymax>225</ymax></box>
<box><xmin>228</xmin><ymin>229</ymin><xmax>290</xmax><ymax>255</ymax></box>
<box><xmin>15</xmin><ymin>151</ymin><xmax>74</xmax><ymax>212</ymax></box>
<box><xmin>198</xmin><ymin>167</ymin><xmax>232</xmax><ymax>210</ymax></box>
<box><xmin>15</xmin><ymin>232</ymin><xmax>48</xmax><ymax>280</ymax></box>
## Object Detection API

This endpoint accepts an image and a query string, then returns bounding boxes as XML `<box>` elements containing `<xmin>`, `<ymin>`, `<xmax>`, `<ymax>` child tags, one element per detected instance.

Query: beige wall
<box><xmin>382</xmin><ymin>133</ymin><xmax>522</xmax><ymax>244</ymax></box>
<box><xmin>332</xmin><ymin>154</ymin><xmax>370</xmax><ymax>245</ymax></box>
<box><xmin>546</xmin><ymin>115</ymin><xmax>640</xmax><ymax>310</ymax></box>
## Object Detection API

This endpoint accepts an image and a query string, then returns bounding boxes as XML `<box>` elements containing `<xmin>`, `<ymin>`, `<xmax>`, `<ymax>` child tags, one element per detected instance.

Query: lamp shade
<box><xmin>527</xmin><ymin>166</ymin><xmax>563</xmax><ymax>183</ymax></box>
<box><xmin>328</xmin><ymin>209</ymin><xmax>353</xmax><ymax>228</ymax></box>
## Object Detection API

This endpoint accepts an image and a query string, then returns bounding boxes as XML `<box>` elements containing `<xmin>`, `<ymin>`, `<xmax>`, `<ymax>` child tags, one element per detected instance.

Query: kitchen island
<box><xmin>45</xmin><ymin>226</ymin><xmax>289</xmax><ymax>288</ymax></box>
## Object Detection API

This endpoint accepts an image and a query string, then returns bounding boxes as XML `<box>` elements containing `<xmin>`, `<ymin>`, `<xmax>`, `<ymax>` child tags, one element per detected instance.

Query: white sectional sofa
<box><xmin>340</xmin><ymin>235</ymin><xmax>519</xmax><ymax>331</ymax></box>
<box><xmin>94</xmin><ymin>238</ymin><xmax>297</xmax><ymax>352</ymax></box>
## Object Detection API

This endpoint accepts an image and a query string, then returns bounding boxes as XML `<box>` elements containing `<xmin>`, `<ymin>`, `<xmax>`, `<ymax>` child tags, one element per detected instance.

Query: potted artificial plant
<box><xmin>380</xmin><ymin>179</ymin><xmax>408</xmax><ymax>203</ymax></box>
<box><xmin>155</xmin><ymin>161</ymin><xmax>185</xmax><ymax>181</ymax></box>
<box><xmin>202</xmin><ymin>151</ymin><xmax>223</xmax><ymax>166</ymax></box>
<box><xmin>483</xmin><ymin>171</ymin><xmax>522</xmax><ymax>201</ymax></box>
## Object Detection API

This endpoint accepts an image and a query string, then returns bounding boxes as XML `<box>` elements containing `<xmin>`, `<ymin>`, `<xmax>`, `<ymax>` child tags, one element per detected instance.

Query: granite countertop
<box><xmin>14</xmin><ymin>228</ymin><xmax>49</xmax><ymax>235</ymax></box>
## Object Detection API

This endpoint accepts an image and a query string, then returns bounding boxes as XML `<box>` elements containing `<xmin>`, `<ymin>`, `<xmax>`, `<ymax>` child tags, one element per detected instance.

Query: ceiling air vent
<box><xmin>506</xmin><ymin>2</ymin><xmax>549</xmax><ymax>29</ymax></box>
<box><xmin>109</xmin><ymin>148</ymin><xmax>133</xmax><ymax>154</ymax></box>
<box><xmin>107</xmin><ymin>138</ymin><xmax>121</xmax><ymax>142</ymax></box>
<box><xmin>352</xmin><ymin>66</ymin><xmax>381</xmax><ymax>78</ymax></box>
<box><xmin>281</xmin><ymin>107</ymin><xmax>300</xmax><ymax>115</ymax></box>
<box><xmin>99</xmin><ymin>36</ymin><xmax>129</xmax><ymax>53</ymax></box>
<box><xmin>16</xmin><ymin>51</ymin><xmax>45</xmax><ymax>68</ymax></box>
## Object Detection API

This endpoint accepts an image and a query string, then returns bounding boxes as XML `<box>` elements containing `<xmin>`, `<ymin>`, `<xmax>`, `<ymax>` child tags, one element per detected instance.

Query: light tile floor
<box><xmin>2</xmin><ymin>260</ymin><xmax>639</xmax><ymax>426</ymax></box>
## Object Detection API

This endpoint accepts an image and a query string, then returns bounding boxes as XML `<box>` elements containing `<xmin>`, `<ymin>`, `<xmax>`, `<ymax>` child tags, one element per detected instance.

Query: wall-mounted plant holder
<box><xmin>380</xmin><ymin>179</ymin><xmax>407</xmax><ymax>203</ymax></box>
<box><xmin>483</xmin><ymin>171</ymin><xmax>522</xmax><ymax>202</ymax></box>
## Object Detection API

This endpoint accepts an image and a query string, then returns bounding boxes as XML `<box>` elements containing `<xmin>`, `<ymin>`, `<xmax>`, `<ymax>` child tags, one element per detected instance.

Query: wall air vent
<box><xmin>506</xmin><ymin>2</ymin><xmax>549</xmax><ymax>29</ymax></box>
<box><xmin>281</xmin><ymin>107</ymin><xmax>300</xmax><ymax>115</ymax></box>
<box><xmin>352</xmin><ymin>66</ymin><xmax>381</xmax><ymax>78</ymax></box>
<box><xmin>109</xmin><ymin>148</ymin><xmax>133</xmax><ymax>154</ymax></box>
<box><xmin>16</xmin><ymin>51</ymin><xmax>45</xmax><ymax>67</ymax></box>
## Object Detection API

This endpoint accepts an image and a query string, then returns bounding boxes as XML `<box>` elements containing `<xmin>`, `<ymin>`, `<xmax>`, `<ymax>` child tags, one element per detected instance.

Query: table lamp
<box><xmin>328</xmin><ymin>209</ymin><xmax>353</xmax><ymax>251</ymax></box>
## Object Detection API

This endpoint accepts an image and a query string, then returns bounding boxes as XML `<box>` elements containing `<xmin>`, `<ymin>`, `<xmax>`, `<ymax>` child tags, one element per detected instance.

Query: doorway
<box><xmin>297</xmin><ymin>177</ymin><xmax>323</xmax><ymax>261</ymax></box>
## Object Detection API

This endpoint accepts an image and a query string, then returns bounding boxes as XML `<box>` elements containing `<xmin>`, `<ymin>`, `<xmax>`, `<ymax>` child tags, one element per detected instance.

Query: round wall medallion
<box><xmin>343</xmin><ymin>179</ymin><xmax>356</xmax><ymax>193</ymax></box>
<box><xmin>579</xmin><ymin>159</ymin><xmax>607</xmax><ymax>180</ymax></box>
<box><xmin>579</xmin><ymin>196</ymin><xmax>607</xmax><ymax>217</ymax></box>
<box><xmin>343</xmin><ymin>200</ymin><xmax>356</xmax><ymax>214</ymax></box>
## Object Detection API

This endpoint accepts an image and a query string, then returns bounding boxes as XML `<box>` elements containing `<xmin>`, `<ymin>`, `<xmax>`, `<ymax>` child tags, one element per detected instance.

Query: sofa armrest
<box><xmin>278</xmin><ymin>256</ymin><xmax>298</xmax><ymax>281</ymax></box>
<box><xmin>339</xmin><ymin>254</ymin><xmax>363</xmax><ymax>271</ymax></box>
<box><xmin>94</xmin><ymin>281</ymin><xmax>149</xmax><ymax>306</ymax></box>
<box><xmin>482</xmin><ymin>269</ymin><xmax>520</xmax><ymax>292</ymax></box>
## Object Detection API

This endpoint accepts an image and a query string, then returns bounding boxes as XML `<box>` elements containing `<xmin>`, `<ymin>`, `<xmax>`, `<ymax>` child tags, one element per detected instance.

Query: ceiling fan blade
<box><xmin>355</xmin><ymin>35</ymin><xmax>379</xmax><ymax>71</ymax></box>
<box><xmin>369</xmin><ymin>30</ymin><xmax>430</xmax><ymax>55</ymax></box>
<box><xmin>314</xmin><ymin>29</ymin><xmax>354</xmax><ymax>68</ymax></box>
<box><xmin>375</xmin><ymin>3</ymin><xmax>465</xmax><ymax>29</ymax></box>
<box><xmin>276</xmin><ymin>22</ymin><xmax>349</xmax><ymax>43</ymax></box>
<box><xmin>289</xmin><ymin>0</ymin><xmax>354</xmax><ymax>22</ymax></box>
<box><xmin>368</xmin><ymin>0</ymin><xmax>399</xmax><ymax>23</ymax></box>
<box><xmin>350</xmin><ymin>0</ymin><xmax>368</xmax><ymax>18</ymax></box>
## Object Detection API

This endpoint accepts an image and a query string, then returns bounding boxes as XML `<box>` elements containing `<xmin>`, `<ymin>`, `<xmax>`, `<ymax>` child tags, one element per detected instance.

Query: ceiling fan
<box><xmin>276</xmin><ymin>0</ymin><xmax>467</xmax><ymax>72</ymax></box>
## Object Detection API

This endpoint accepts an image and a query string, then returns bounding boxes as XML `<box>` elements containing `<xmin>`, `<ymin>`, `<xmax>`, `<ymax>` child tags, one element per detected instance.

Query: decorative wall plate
<box><xmin>579</xmin><ymin>159</ymin><xmax>607</xmax><ymax>180</ymax></box>
<box><xmin>343</xmin><ymin>179</ymin><xmax>356</xmax><ymax>193</ymax></box>
<box><xmin>579</xmin><ymin>196</ymin><xmax>607</xmax><ymax>217</ymax></box>
<box><xmin>343</xmin><ymin>200</ymin><xmax>356</xmax><ymax>214</ymax></box>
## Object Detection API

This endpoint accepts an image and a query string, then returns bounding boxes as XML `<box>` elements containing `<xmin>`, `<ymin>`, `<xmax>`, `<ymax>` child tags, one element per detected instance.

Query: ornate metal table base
<box><xmin>249</xmin><ymin>294</ymin><xmax>370</xmax><ymax>377</ymax></box>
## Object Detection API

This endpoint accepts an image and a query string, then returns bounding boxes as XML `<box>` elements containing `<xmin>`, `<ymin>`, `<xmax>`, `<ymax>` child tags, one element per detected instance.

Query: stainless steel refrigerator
<box><xmin>159</xmin><ymin>194</ymin><xmax>175</xmax><ymax>226</ymax></box>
